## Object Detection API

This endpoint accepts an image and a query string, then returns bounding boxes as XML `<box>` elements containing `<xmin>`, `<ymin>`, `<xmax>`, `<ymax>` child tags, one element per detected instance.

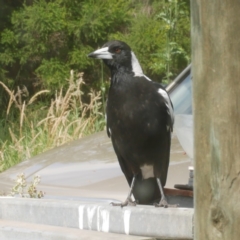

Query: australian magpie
<box><xmin>88</xmin><ymin>40</ymin><xmax>174</xmax><ymax>207</ymax></box>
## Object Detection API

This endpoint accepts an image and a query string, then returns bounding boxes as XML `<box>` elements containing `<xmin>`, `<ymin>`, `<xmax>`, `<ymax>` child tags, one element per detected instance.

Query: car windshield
<box><xmin>169</xmin><ymin>72</ymin><xmax>192</xmax><ymax>114</ymax></box>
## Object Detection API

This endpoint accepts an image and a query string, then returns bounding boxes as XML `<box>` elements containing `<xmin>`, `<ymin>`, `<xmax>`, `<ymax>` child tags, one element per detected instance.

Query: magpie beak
<box><xmin>88</xmin><ymin>47</ymin><xmax>113</xmax><ymax>59</ymax></box>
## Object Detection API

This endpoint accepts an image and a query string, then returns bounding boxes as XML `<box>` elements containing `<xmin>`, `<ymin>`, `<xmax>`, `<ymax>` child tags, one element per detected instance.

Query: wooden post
<box><xmin>191</xmin><ymin>1</ymin><xmax>240</xmax><ymax>239</ymax></box>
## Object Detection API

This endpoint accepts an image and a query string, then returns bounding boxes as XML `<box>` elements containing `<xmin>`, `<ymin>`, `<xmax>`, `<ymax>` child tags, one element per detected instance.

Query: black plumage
<box><xmin>88</xmin><ymin>40</ymin><xmax>174</xmax><ymax>207</ymax></box>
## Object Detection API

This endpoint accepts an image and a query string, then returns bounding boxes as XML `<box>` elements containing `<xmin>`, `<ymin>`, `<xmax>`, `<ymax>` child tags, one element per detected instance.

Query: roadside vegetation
<box><xmin>0</xmin><ymin>71</ymin><xmax>104</xmax><ymax>171</ymax></box>
<box><xmin>0</xmin><ymin>0</ymin><xmax>190</xmax><ymax>171</ymax></box>
<box><xmin>10</xmin><ymin>173</ymin><xmax>44</xmax><ymax>198</ymax></box>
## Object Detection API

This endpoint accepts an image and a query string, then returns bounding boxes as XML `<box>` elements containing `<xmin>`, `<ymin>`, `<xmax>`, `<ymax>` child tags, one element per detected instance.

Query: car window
<box><xmin>169</xmin><ymin>73</ymin><xmax>192</xmax><ymax>114</ymax></box>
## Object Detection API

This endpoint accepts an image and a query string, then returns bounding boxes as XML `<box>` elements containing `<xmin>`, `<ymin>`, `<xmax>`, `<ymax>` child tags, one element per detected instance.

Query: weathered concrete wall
<box><xmin>191</xmin><ymin>1</ymin><xmax>240</xmax><ymax>239</ymax></box>
<box><xmin>0</xmin><ymin>197</ymin><xmax>194</xmax><ymax>239</ymax></box>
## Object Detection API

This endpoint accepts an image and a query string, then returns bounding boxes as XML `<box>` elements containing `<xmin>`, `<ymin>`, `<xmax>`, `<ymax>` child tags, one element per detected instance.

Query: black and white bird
<box><xmin>88</xmin><ymin>40</ymin><xmax>174</xmax><ymax>207</ymax></box>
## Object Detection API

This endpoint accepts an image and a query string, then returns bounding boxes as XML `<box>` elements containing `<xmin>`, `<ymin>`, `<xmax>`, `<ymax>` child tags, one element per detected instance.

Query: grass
<box><xmin>0</xmin><ymin>71</ymin><xmax>105</xmax><ymax>172</ymax></box>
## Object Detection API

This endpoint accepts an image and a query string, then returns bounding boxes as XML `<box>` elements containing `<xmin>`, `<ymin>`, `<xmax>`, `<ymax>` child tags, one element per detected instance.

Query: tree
<box><xmin>0</xmin><ymin>0</ymin><xmax>131</xmax><ymax>91</ymax></box>
<box><xmin>192</xmin><ymin>0</ymin><xmax>240</xmax><ymax>239</ymax></box>
<box><xmin>0</xmin><ymin>0</ymin><xmax>190</xmax><ymax>93</ymax></box>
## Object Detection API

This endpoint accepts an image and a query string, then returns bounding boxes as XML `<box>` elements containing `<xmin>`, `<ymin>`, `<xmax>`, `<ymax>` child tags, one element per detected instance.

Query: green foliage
<box><xmin>109</xmin><ymin>0</ymin><xmax>190</xmax><ymax>82</ymax></box>
<box><xmin>0</xmin><ymin>0</ymin><xmax>189</xmax><ymax>91</ymax></box>
<box><xmin>78</xmin><ymin>0</ymin><xmax>130</xmax><ymax>43</ymax></box>
<box><xmin>0</xmin><ymin>29</ymin><xmax>17</xmax><ymax>65</ymax></box>
<box><xmin>152</xmin><ymin>0</ymin><xmax>190</xmax><ymax>82</ymax></box>
<box><xmin>0</xmin><ymin>72</ymin><xmax>105</xmax><ymax>172</ymax></box>
<box><xmin>35</xmin><ymin>58</ymin><xmax>70</xmax><ymax>88</ymax></box>
<box><xmin>0</xmin><ymin>0</ymin><xmax>131</xmax><ymax>91</ymax></box>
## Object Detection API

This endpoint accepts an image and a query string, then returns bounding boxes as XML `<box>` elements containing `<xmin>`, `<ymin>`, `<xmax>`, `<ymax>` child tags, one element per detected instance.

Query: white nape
<box><xmin>131</xmin><ymin>51</ymin><xmax>152</xmax><ymax>81</ymax></box>
<box><xmin>140</xmin><ymin>164</ymin><xmax>154</xmax><ymax>179</ymax></box>
<box><xmin>131</xmin><ymin>51</ymin><xmax>144</xmax><ymax>77</ymax></box>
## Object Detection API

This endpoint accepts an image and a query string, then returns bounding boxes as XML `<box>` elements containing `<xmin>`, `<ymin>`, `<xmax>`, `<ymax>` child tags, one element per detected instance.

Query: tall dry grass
<box><xmin>0</xmin><ymin>71</ymin><xmax>105</xmax><ymax>172</ymax></box>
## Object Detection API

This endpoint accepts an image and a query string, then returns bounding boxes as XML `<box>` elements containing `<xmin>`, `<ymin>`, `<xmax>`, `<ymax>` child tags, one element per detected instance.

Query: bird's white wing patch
<box><xmin>108</xmin><ymin>128</ymin><xmax>111</xmax><ymax>136</ymax></box>
<box><xmin>131</xmin><ymin>51</ymin><xmax>144</xmax><ymax>77</ymax></box>
<box><xmin>105</xmin><ymin>113</ymin><xmax>112</xmax><ymax>137</ymax></box>
<box><xmin>143</xmin><ymin>74</ymin><xmax>152</xmax><ymax>81</ymax></box>
<box><xmin>158</xmin><ymin>88</ymin><xmax>174</xmax><ymax>128</ymax></box>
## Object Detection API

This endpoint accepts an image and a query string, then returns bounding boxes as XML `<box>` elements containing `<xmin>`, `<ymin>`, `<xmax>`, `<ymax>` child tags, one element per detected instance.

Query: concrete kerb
<box><xmin>0</xmin><ymin>197</ymin><xmax>194</xmax><ymax>239</ymax></box>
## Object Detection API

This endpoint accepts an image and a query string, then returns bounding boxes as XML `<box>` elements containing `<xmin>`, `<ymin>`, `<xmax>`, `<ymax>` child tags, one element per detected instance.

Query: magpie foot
<box><xmin>111</xmin><ymin>198</ymin><xmax>136</xmax><ymax>207</ymax></box>
<box><xmin>154</xmin><ymin>198</ymin><xmax>178</xmax><ymax>208</ymax></box>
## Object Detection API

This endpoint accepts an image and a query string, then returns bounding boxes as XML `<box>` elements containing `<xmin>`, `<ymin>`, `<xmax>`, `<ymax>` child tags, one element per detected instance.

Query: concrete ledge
<box><xmin>0</xmin><ymin>197</ymin><xmax>194</xmax><ymax>239</ymax></box>
<box><xmin>0</xmin><ymin>197</ymin><xmax>80</xmax><ymax>228</ymax></box>
<box><xmin>0</xmin><ymin>220</ymin><xmax>151</xmax><ymax>240</ymax></box>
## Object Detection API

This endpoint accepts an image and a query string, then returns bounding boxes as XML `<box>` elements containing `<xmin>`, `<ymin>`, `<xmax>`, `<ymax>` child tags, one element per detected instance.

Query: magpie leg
<box><xmin>155</xmin><ymin>178</ymin><xmax>178</xmax><ymax>208</ymax></box>
<box><xmin>111</xmin><ymin>176</ymin><xmax>137</xmax><ymax>207</ymax></box>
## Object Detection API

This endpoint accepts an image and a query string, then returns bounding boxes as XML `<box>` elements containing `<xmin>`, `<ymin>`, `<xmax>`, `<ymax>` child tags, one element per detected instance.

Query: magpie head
<box><xmin>88</xmin><ymin>40</ymin><xmax>143</xmax><ymax>76</ymax></box>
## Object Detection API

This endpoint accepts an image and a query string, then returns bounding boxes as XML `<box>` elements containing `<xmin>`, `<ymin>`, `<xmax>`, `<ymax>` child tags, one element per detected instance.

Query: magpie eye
<box><xmin>115</xmin><ymin>48</ymin><xmax>121</xmax><ymax>53</ymax></box>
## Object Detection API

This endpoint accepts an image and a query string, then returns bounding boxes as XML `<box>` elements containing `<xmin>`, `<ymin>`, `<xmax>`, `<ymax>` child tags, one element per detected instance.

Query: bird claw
<box><xmin>110</xmin><ymin>198</ymin><xmax>136</xmax><ymax>207</ymax></box>
<box><xmin>154</xmin><ymin>199</ymin><xmax>178</xmax><ymax>208</ymax></box>
<box><xmin>155</xmin><ymin>199</ymin><xmax>168</xmax><ymax>208</ymax></box>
